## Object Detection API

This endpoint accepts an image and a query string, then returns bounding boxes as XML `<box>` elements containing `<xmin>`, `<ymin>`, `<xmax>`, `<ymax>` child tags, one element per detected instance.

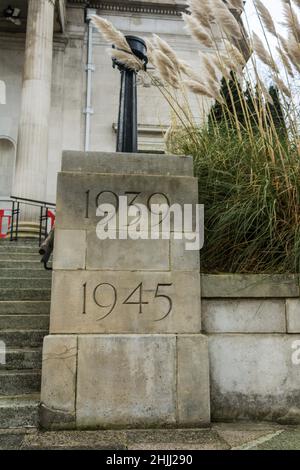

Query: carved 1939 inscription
<box><xmin>84</xmin><ymin>190</ymin><xmax>170</xmax><ymax>219</ymax></box>
<box><xmin>82</xmin><ymin>281</ymin><xmax>173</xmax><ymax>322</ymax></box>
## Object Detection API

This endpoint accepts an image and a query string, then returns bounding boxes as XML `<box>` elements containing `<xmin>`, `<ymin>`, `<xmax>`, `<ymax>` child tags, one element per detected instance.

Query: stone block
<box><xmin>86</xmin><ymin>230</ymin><xmax>170</xmax><ymax>271</ymax></box>
<box><xmin>201</xmin><ymin>274</ymin><xmax>299</xmax><ymax>298</ymax></box>
<box><xmin>286</xmin><ymin>299</ymin><xmax>300</xmax><ymax>333</ymax></box>
<box><xmin>170</xmin><ymin>234</ymin><xmax>200</xmax><ymax>271</ymax></box>
<box><xmin>40</xmin><ymin>335</ymin><xmax>77</xmax><ymax>423</ymax></box>
<box><xmin>62</xmin><ymin>151</ymin><xmax>193</xmax><ymax>176</ymax></box>
<box><xmin>177</xmin><ymin>335</ymin><xmax>210</xmax><ymax>426</ymax></box>
<box><xmin>50</xmin><ymin>270</ymin><xmax>201</xmax><ymax>334</ymax></box>
<box><xmin>76</xmin><ymin>335</ymin><xmax>177</xmax><ymax>428</ymax></box>
<box><xmin>209</xmin><ymin>334</ymin><xmax>300</xmax><ymax>423</ymax></box>
<box><xmin>53</xmin><ymin>229</ymin><xmax>86</xmax><ymax>270</ymax></box>
<box><xmin>202</xmin><ymin>299</ymin><xmax>286</xmax><ymax>333</ymax></box>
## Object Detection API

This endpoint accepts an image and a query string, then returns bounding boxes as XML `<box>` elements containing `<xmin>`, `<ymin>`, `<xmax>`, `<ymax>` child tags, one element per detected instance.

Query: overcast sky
<box><xmin>242</xmin><ymin>0</ymin><xmax>300</xmax><ymax>86</ymax></box>
<box><xmin>243</xmin><ymin>0</ymin><xmax>300</xmax><ymax>42</ymax></box>
<box><xmin>244</xmin><ymin>0</ymin><xmax>285</xmax><ymax>41</ymax></box>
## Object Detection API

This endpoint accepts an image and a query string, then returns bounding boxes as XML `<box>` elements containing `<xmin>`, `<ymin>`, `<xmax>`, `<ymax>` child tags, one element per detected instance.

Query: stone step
<box><xmin>0</xmin><ymin>239</ymin><xmax>38</xmax><ymax>245</ymax></box>
<box><xmin>0</xmin><ymin>330</ymin><xmax>47</xmax><ymax>348</ymax></box>
<box><xmin>0</xmin><ymin>315</ymin><xmax>49</xmax><ymax>330</ymax></box>
<box><xmin>0</xmin><ymin>370</ymin><xmax>41</xmax><ymax>396</ymax></box>
<box><xmin>0</xmin><ymin>269</ymin><xmax>51</xmax><ymax>279</ymax></box>
<box><xmin>10</xmin><ymin>226</ymin><xmax>41</xmax><ymax>238</ymax></box>
<box><xmin>0</xmin><ymin>261</ymin><xmax>50</xmax><ymax>270</ymax></box>
<box><xmin>0</xmin><ymin>289</ymin><xmax>51</xmax><ymax>301</ymax></box>
<box><xmin>1</xmin><ymin>348</ymin><xmax>42</xmax><ymax>370</ymax></box>
<box><xmin>0</xmin><ymin>394</ymin><xmax>39</xmax><ymax>428</ymax></box>
<box><xmin>0</xmin><ymin>246</ymin><xmax>40</xmax><ymax>254</ymax></box>
<box><xmin>0</xmin><ymin>278</ymin><xmax>52</xmax><ymax>289</ymax></box>
<box><xmin>0</xmin><ymin>253</ymin><xmax>41</xmax><ymax>261</ymax></box>
<box><xmin>0</xmin><ymin>301</ymin><xmax>50</xmax><ymax>315</ymax></box>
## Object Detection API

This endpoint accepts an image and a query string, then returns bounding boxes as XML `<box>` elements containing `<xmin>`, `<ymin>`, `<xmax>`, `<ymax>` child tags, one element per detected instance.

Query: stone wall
<box><xmin>201</xmin><ymin>274</ymin><xmax>300</xmax><ymax>424</ymax></box>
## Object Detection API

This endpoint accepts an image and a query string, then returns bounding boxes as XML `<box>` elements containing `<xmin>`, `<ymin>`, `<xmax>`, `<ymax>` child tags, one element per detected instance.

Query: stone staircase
<box><xmin>0</xmin><ymin>240</ymin><xmax>51</xmax><ymax>428</ymax></box>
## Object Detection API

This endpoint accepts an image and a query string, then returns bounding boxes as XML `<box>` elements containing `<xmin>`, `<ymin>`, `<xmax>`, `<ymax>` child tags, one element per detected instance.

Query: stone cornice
<box><xmin>67</xmin><ymin>1</ymin><xmax>187</xmax><ymax>16</ymax></box>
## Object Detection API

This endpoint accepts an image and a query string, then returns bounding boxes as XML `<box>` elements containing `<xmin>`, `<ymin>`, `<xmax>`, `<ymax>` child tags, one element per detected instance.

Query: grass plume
<box><xmin>93</xmin><ymin>2</ymin><xmax>300</xmax><ymax>273</ymax></box>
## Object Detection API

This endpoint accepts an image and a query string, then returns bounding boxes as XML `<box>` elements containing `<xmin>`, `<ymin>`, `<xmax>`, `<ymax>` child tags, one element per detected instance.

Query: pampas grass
<box><xmin>91</xmin><ymin>16</ymin><xmax>131</xmax><ymax>52</ymax></box>
<box><xmin>276</xmin><ymin>46</ymin><xmax>295</xmax><ymax>77</ymax></box>
<box><xmin>199</xmin><ymin>51</ymin><xmax>219</xmax><ymax>82</ymax></box>
<box><xmin>252</xmin><ymin>32</ymin><xmax>279</xmax><ymax>72</ymax></box>
<box><xmin>212</xmin><ymin>54</ymin><xmax>232</xmax><ymax>80</ymax></box>
<box><xmin>182</xmin><ymin>13</ymin><xmax>214</xmax><ymax>48</ymax></box>
<box><xmin>287</xmin><ymin>37</ymin><xmax>300</xmax><ymax>68</ymax></box>
<box><xmin>274</xmin><ymin>76</ymin><xmax>292</xmax><ymax>98</ymax></box>
<box><xmin>187</xmin><ymin>0</ymin><xmax>213</xmax><ymax>29</ymax></box>
<box><xmin>211</xmin><ymin>0</ymin><xmax>243</xmax><ymax>39</ymax></box>
<box><xmin>152</xmin><ymin>49</ymin><xmax>180</xmax><ymax>88</ymax></box>
<box><xmin>109</xmin><ymin>49</ymin><xmax>144</xmax><ymax>72</ymax></box>
<box><xmin>282</xmin><ymin>1</ymin><xmax>300</xmax><ymax>41</ymax></box>
<box><xmin>226</xmin><ymin>0</ymin><xmax>244</xmax><ymax>11</ymax></box>
<box><xmin>258</xmin><ymin>79</ymin><xmax>274</xmax><ymax>105</ymax></box>
<box><xmin>152</xmin><ymin>34</ymin><xmax>181</xmax><ymax>70</ymax></box>
<box><xmin>226</xmin><ymin>41</ymin><xmax>246</xmax><ymax>67</ymax></box>
<box><xmin>254</xmin><ymin>0</ymin><xmax>277</xmax><ymax>37</ymax></box>
<box><xmin>183</xmin><ymin>80</ymin><xmax>214</xmax><ymax>99</ymax></box>
<box><xmin>207</xmin><ymin>78</ymin><xmax>224</xmax><ymax>103</ymax></box>
<box><xmin>92</xmin><ymin>3</ymin><xmax>300</xmax><ymax>273</ymax></box>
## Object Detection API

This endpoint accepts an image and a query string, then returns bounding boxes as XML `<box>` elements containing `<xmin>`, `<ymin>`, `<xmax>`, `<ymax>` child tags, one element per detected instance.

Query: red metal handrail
<box><xmin>0</xmin><ymin>209</ymin><xmax>11</xmax><ymax>239</ymax></box>
<box><xmin>47</xmin><ymin>209</ymin><xmax>55</xmax><ymax>229</ymax></box>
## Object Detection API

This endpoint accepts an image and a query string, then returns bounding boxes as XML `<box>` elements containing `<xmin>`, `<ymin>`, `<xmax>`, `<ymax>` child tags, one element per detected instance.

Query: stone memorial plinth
<box><xmin>40</xmin><ymin>151</ymin><xmax>210</xmax><ymax>429</ymax></box>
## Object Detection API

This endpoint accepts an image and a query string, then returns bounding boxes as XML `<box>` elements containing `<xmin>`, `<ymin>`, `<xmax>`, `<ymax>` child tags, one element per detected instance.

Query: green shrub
<box><xmin>177</xmin><ymin>125</ymin><xmax>300</xmax><ymax>273</ymax></box>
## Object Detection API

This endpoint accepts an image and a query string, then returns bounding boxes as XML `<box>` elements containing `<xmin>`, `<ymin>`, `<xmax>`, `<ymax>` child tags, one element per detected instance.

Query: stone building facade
<box><xmin>0</xmin><ymin>1</ymin><xmax>245</xmax><ymax>208</ymax></box>
<box><xmin>0</xmin><ymin>0</ymin><xmax>195</xmax><ymax>206</ymax></box>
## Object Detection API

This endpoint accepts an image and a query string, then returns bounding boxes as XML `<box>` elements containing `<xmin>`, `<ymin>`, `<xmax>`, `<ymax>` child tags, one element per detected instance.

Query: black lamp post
<box><xmin>113</xmin><ymin>36</ymin><xmax>148</xmax><ymax>153</ymax></box>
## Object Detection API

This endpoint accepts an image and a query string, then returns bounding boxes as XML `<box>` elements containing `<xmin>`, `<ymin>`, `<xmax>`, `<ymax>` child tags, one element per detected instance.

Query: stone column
<box><xmin>13</xmin><ymin>0</ymin><xmax>55</xmax><ymax>221</ymax></box>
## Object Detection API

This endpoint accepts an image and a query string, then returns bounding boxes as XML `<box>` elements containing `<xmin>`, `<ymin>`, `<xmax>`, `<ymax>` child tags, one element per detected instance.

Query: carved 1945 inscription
<box><xmin>82</xmin><ymin>282</ymin><xmax>173</xmax><ymax>322</ymax></box>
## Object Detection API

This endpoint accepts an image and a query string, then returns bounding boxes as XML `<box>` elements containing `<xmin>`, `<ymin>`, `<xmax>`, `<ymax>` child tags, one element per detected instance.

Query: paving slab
<box><xmin>248</xmin><ymin>429</ymin><xmax>300</xmax><ymax>450</ymax></box>
<box><xmin>126</xmin><ymin>429</ymin><xmax>229</xmax><ymax>450</ymax></box>
<box><xmin>0</xmin><ymin>429</ymin><xmax>28</xmax><ymax>449</ymax></box>
<box><xmin>212</xmin><ymin>422</ymin><xmax>281</xmax><ymax>449</ymax></box>
<box><xmin>21</xmin><ymin>430</ymin><xmax>127</xmax><ymax>450</ymax></box>
<box><xmin>0</xmin><ymin>423</ymin><xmax>299</xmax><ymax>450</ymax></box>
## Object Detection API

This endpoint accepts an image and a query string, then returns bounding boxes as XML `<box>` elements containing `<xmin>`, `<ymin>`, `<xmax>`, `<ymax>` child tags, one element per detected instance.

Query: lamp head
<box><xmin>112</xmin><ymin>35</ymin><xmax>148</xmax><ymax>72</ymax></box>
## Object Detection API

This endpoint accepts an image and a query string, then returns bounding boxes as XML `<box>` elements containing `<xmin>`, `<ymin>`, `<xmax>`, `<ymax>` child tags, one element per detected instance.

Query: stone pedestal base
<box><xmin>40</xmin><ymin>151</ymin><xmax>210</xmax><ymax>429</ymax></box>
<box><xmin>40</xmin><ymin>334</ymin><xmax>210</xmax><ymax>430</ymax></box>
